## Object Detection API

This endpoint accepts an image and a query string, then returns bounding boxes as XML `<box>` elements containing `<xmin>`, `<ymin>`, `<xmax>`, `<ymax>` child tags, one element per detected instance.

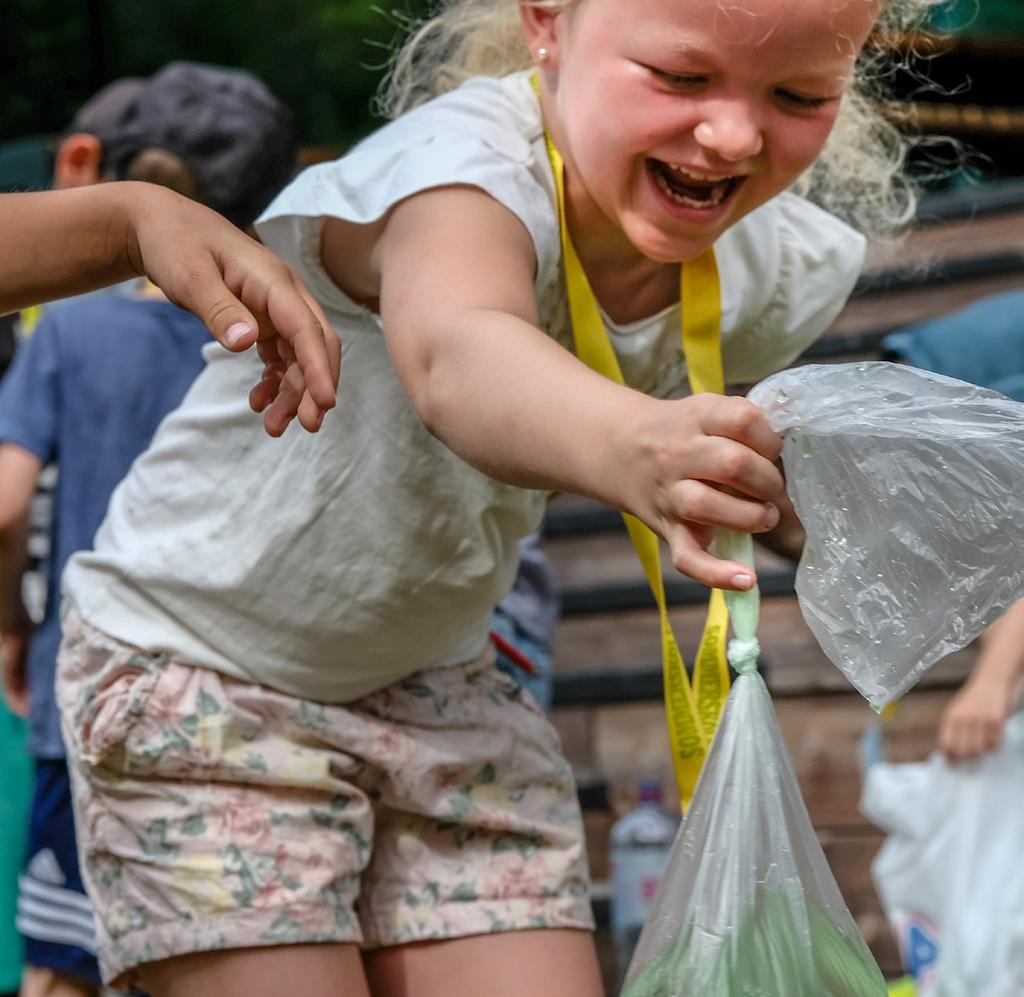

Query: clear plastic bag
<box><xmin>861</xmin><ymin>714</ymin><xmax>1024</xmax><ymax>996</ymax></box>
<box><xmin>621</xmin><ymin>668</ymin><xmax>887</xmax><ymax>996</ymax></box>
<box><xmin>622</xmin><ymin>532</ymin><xmax>886</xmax><ymax>996</ymax></box>
<box><xmin>749</xmin><ymin>362</ymin><xmax>1024</xmax><ymax>709</ymax></box>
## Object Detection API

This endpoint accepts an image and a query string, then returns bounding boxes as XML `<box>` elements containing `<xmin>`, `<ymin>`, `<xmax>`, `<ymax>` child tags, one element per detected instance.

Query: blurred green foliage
<box><xmin>1</xmin><ymin>0</ymin><xmax>430</xmax><ymax>147</ymax></box>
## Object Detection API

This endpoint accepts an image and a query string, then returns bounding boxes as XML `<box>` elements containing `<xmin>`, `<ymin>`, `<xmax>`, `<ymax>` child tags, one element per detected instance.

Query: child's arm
<box><xmin>0</xmin><ymin>445</ymin><xmax>38</xmax><ymax>718</ymax></box>
<box><xmin>345</xmin><ymin>187</ymin><xmax>783</xmax><ymax>591</ymax></box>
<box><xmin>0</xmin><ymin>184</ymin><xmax>339</xmax><ymax>435</ymax></box>
<box><xmin>939</xmin><ymin>597</ymin><xmax>1024</xmax><ymax>761</ymax></box>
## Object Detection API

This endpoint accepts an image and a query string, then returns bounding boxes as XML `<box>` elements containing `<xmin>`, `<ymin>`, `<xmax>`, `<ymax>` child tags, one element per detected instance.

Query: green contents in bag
<box><xmin>621</xmin><ymin>885</ymin><xmax>887</xmax><ymax>997</ymax></box>
<box><xmin>620</xmin><ymin>528</ymin><xmax>886</xmax><ymax>997</ymax></box>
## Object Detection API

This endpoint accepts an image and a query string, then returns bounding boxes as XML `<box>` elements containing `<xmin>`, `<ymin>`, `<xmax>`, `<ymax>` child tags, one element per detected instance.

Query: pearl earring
<box><xmin>536</xmin><ymin>47</ymin><xmax>550</xmax><ymax>62</ymax></box>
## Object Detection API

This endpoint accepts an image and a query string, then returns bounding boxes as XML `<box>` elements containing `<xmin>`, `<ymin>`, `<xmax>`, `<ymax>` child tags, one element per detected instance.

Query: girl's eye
<box><xmin>651</xmin><ymin>68</ymin><xmax>707</xmax><ymax>88</ymax></box>
<box><xmin>776</xmin><ymin>89</ymin><xmax>832</xmax><ymax>110</ymax></box>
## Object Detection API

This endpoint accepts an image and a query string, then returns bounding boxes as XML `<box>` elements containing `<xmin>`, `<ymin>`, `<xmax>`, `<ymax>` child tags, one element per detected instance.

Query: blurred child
<box><xmin>491</xmin><ymin>532</ymin><xmax>560</xmax><ymax>711</ymax></box>
<box><xmin>939</xmin><ymin>598</ymin><xmax>1024</xmax><ymax>760</ymax></box>
<box><xmin>57</xmin><ymin>2</ymin><xmax>938</xmax><ymax>994</ymax></box>
<box><xmin>0</xmin><ymin>62</ymin><xmax>300</xmax><ymax>997</ymax></box>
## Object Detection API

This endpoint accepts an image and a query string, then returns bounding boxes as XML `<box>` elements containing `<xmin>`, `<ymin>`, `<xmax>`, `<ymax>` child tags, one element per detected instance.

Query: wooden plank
<box><xmin>578</xmin><ymin>687</ymin><xmax>955</xmax><ymax>829</ymax></box>
<box><xmin>861</xmin><ymin>208</ymin><xmax>1024</xmax><ymax>272</ymax></box>
<box><xmin>554</xmin><ymin>706</ymin><xmax>596</xmax><ymax>774</ymax></box>
<box><xmin>552</xmin><ymin>596</ymin><xmax>976</xmax><ymax>694</ymax></box>
<box><xmin>544</xmin><ymin>527</ymin><xmax>792</xmax><ymax>589</ymax></box>
<box><xmin>828</xmin><ymin>270</ymin><xmax>1024</xmax><ymax>339</ymax></box>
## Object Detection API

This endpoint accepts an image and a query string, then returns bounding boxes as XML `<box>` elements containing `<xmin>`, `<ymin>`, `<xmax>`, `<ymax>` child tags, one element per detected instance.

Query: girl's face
<box><xmin>530</xmin><ymin>0</ymin><xmax>879</xmax><ymax>264</ymax></box>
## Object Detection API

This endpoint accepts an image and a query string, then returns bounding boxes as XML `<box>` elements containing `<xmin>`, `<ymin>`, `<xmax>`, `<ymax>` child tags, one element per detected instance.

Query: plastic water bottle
<box><xmin>609</xmin><ymin>781</ymin><xmax>679</xmax><ymax>977</ymax></box>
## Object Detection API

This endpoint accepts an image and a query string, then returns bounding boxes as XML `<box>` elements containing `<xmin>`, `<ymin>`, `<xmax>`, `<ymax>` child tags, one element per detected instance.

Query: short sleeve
<box><xmin>255</xmin><ymin>75</ymin><xmax>560</xmax><ymax>316</ymax></box>
<box><xmin>0</xmin><ymin>315</ymin><xmax>62</xmax><ymax>463</ymax></box>
<box><xmin>716</xmin><ymin>192</ymin><xmax>867</xmax><ymax>385</ymax></box>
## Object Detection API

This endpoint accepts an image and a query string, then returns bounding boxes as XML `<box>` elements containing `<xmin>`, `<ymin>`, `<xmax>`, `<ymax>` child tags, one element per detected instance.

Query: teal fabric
<box><xmin>0</xmin><ymin>701</ymin><xmax>31</xmax><ymax>992</ymax></box>
<box><xmin>930</xmin><ymin>0</ymin><xmax>1024</xmax><ymax>35</ymax></box>
<box><xmin>0</xmin><ymin>136</ymin><xmax>51</xmax><ymax>193</ymax></box>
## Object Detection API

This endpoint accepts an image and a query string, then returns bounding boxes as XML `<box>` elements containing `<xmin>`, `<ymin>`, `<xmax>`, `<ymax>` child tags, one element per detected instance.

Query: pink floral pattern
<box><xmin>58</xmin><ymin>612</ymin><xmax>593</xmax><ymax>987</ymax></box>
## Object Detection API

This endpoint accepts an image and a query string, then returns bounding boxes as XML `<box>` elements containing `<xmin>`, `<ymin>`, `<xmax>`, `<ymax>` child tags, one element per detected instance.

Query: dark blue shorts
<box><xmin>17</xmin><ymin>759</ymin><xmax>101</xmax><ymax>986</ymax></box>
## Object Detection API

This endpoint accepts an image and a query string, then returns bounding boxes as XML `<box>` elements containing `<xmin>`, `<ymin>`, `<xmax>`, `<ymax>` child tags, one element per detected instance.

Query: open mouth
<box><xmin>647</xmin><ymin>159</ymin><xmax>741</xmax><ymax>209</ymax></box>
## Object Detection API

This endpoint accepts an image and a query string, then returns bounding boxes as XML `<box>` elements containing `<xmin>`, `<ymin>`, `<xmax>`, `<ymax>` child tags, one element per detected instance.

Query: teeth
<box><xmin>667</xmin><ymin>164</ymin><xmax>733</xmax><ymax>183</ymax></box>
<box><xmin>653</xmin><ymin>164</ymin><xmax>731</xmax><ymax>208</ymax></box>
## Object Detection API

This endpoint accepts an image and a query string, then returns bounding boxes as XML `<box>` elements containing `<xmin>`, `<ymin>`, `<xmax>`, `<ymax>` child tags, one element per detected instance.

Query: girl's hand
<box><xmin>624</xmin><ymin>393</ymin><xmax>785</xmax><ymax>591</ymax></box>
<box><xmin>939</xmin><ymin>675</ymin><xmax>1019</xmax><ymax>762</ymax></box>
<box><xmin>126</xmin><ymin>184</ymin><xmax>340</xmax><ymax>436</ymax></box>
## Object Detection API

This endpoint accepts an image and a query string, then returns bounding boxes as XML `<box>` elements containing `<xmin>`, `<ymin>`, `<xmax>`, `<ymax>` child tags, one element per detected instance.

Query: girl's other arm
<box><xmin>343</xmin><ymin>186</ymin><xmax>784</xmax><ymax>590</ymax></box>
<box><xmin>939</xmin><ymin>597</ymin><xmax>1024</xmax><ymax>761</ymax></box>
<box><xmin>0</xmin><ymin>185</ymin><xmax>339</xmax><ymax>435</ymax></box>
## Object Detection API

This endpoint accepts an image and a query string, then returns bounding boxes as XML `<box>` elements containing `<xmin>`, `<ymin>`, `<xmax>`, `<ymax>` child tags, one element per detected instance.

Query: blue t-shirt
<box><xmin>882</xmin><ymin>290</ymin><xmax>1024</xmax><ymax>403</ymax></box>
<box><xmin>0</xmin><ymin>293</ymin><xmax>211</xmax><ymax>758</ymax></box>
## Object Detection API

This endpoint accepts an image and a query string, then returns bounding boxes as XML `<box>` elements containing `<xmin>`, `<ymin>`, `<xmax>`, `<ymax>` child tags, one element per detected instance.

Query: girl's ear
<box><xmin>53</xmin><ymin>134</ymin><xmax>104</xmax><ymax>189</ymax></box>
<box><xmin>520</xmin><ymin>2</ymin><xmax>562</xmax><ymax>65</ymax></box>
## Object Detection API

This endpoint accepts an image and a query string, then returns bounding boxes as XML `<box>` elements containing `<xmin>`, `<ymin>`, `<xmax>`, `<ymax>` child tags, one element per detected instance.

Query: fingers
<box><xmin>940</xmin><ymin>712</ymin><xmax>1004</xmax><ymax>761</ymax></box>
<box><xmin>264</xmin><ymin>275</ymin><xmax>340</xmax><ymax>415</ymax></box>
<box><xmin>262</xmin><ymin>362</ymin><xmax>311</xmax><ymax>437</ymax></box>
<box><xmin>662</xmin><ymin>396</ymin><xmax>784</xmax><ymax>503</ymax></box>
<box><xmin>175</xmin><ymin>255</ymin><xmax>262</xmax><ymax>353</ymax></box>
<box><xmin>664</xmin><ymin>524</ymin><xmax>758</xmax><ymax>591</ymax></box>
<box><xmin>241</xmin><ymin>273</ymin><xmax>338</xmax><ymax>435</ymax></box>
<box><xmin>687</xmin><ymin>438</ymin><xmax>784</xmax><ymax>505</ymax></box>
<box><xmin>695</xmin><ymin>394</ymin><xmax>782</xmax><ymax>462</ymax></box>
<box><xmin>640</xmin><ymin>396</ymin><xmax>786</xmax><ymax>588</ymax></box>
<box><xmin>249</xmin><ymin>361</ymin><xmax>286</xmax><ymax>416</ymax></box>
<box><xmin>665</xmin><ymin>479</ymin><xmax>780</xmax><ymax>534</ymax></box>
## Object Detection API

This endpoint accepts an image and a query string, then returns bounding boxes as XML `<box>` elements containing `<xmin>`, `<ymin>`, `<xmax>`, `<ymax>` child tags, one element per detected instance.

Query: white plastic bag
<box><xmin>749</xmin><ymin>362</ymin><xmax>1024</xmax><ymax>709</ymax></box>
<box><xmin>861</xmin><ymin>714</ymin><xmax>1024</xmax><ymax>996</ymax></box>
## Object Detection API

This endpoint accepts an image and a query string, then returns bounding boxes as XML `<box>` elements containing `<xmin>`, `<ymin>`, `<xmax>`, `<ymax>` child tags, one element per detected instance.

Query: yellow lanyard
<box><xmin>535</xmin><ymin>83</ymin><xmax>730</xmax><ymax>811</ymax></box>
<box><xmin>18</xmin><ymin>304</ymin><xmax>44</xmax><ymax>337</ymax></box>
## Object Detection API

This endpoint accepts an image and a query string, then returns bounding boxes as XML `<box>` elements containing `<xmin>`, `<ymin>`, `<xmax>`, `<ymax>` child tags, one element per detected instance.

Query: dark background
<box><xmin>0</xmin><ymin>0</ymin><xmax>430</xmax><ymax>150</ymax></box>
<box><xmin>1</xmin><ymin>0</ymin><xmax>1022</xmax><ymax>186</ymax></box>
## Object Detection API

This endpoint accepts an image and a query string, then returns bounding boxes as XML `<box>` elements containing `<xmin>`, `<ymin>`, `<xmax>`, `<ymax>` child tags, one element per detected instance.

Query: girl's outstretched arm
<box><xmin>353</xmin><ymin>186</ymin><xmax>784</xmax><ymax>591</ymax></box>
<box><xmin>0</xmin><ymin>184</ymin><xmax>339</xmax><ymax>435</ymax></box>
<box><xmin>939</xmin><ymin>597</ymin><xmax>1024</xmax><ymax>761</ymax></box>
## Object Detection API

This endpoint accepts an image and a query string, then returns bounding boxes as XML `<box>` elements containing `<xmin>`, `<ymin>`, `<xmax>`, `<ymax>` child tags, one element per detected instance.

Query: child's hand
<box><xmin>626</xmin><ymin>393</ymin><xmax>784</xmax><ymax>591</ymax></box>
<box><xmin>127</xmin><ymin>185</ymin><xmax>340</xmax><ymax>436</ymax></box>
<box><xmin>939</xmin><ymin>675</ymin><xmax>1018</xmax><ymax>762</ymax></box>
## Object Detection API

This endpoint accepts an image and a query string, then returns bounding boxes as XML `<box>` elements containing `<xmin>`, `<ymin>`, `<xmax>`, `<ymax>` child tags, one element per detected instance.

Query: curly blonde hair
<box><xmin>379</xmin><ymin>0</ymin><xmax>945</xmax><ymax>238</ymax></box>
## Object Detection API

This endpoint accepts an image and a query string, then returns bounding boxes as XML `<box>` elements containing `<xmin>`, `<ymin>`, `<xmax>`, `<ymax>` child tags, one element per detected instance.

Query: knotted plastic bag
<box><xmin>622</xmin><ymin>533</ymin><xmax>887</xmax><ymax>996</ymax></box>
<box><xmin>749</xmin><ymin>362</ymin><xmax>1024</xmax><ymax>709</ymax></box>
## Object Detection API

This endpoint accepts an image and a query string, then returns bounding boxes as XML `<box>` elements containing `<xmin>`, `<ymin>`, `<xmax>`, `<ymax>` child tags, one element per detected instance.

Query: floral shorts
<box><xmin>57</xmin><ymin>611</ymin><xmax>593</xmax><ymax>987</ymax></box>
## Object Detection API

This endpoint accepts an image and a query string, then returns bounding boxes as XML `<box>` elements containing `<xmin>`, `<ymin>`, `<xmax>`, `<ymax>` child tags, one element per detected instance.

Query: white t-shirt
<box><xmin>64</xmin><ymin>72</ymin><xmax>866</xmax><ymax>704</ymax></box>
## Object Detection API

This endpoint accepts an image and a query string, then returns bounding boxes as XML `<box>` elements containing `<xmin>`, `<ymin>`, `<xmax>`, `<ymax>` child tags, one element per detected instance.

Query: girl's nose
<box><xmin>694</xmin><ymin>102</ymin><xmax>763</xmax><ymax>162</ymax></box>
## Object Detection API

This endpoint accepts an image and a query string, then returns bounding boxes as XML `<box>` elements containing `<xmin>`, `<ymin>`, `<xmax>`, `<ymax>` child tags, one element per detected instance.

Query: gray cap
<box><xmin>76</xmin><ymin>62</ymin><xmax>296</xmax><ymax>228</ymax></box>
<box><xmin>69</xmin><ymin>78</ymin><xmax>148</xmax><ymax>137</ymax></box>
